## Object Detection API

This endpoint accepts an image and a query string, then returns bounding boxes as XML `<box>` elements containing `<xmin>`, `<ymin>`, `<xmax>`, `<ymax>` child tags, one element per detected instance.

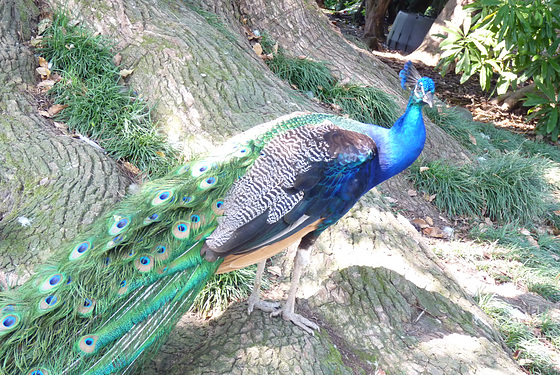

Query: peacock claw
<box><xmin>270</xmin><ymin>307</ymin><xmax>319</xmax><ymax>335</ymax></box>
<box><xmin>247</xmin><ymin>299</ymin><xmax>282</xmax><ymax>314</ymax></box>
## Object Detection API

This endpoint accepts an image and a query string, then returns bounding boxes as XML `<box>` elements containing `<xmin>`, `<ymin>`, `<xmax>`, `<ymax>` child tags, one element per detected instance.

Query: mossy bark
<box><xmin>0</xmin><ymin>0</ymin><xmax>130</xmax><ymax>284</ymax></box>
<box><xmin>1</xmin><ymin>0</ymin><xmax>522</xmax><ymax>373</ymax></box>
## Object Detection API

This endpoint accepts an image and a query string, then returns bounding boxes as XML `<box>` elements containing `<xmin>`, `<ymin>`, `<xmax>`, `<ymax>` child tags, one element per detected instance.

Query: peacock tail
<box><xmin>0</xmin><ymin>62</ymin><xmax>435</xmax><ymax>375</ymax></box>
<box><xmin>0</xmin><ymin>112</ymin><xmax>376</xmax><ymax>375</ymax></box>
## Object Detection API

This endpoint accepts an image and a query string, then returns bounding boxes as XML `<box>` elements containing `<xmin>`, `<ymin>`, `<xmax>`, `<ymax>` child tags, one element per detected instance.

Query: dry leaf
<box><xmin>30</xmin><ymin>36</ymin><xmax>44</xmax><ymax>47</ymax></box>
<box><xmin>38</xmin><ymin>110</ymin><xmax>51</xmax><ymax>117</ymax></box>
<box><xmin>407</xmin><ymin>189</ymin><xmax>417</xmax><ymax>197</ymax></box>
<box><xmin>518</xmin><ymin>359</ymin><xmax>533</xmax><ymax>366</ymax></box>
<box><xmin>428</xmin><ymin>194</ymin><xmax>437</xmax><ymax>202</ymax></box>
<box><xmin>155</xmin><ymin>151</ymin><xmax>165</xmax><ymax>158</ymax></box>
<box><xmin>419</xmin><ymin>166</ymin><xmax>430</xmax><ymax>172</ymax></box>
<box><xmin>422</xmin><ymin>227</ymin><xmax>445</xmax><ymax>238</ymax></box>
<box><xmin>272</xmin><ymin>42</ymin><xmax>279</xmax><ymax>55</ymax></box>
<box><xmin>38</xmin><ymin>57</ymin><xmax>49</xmax><ymax>68</ymax></box>
<box><xmin>46</xmin><ymin>104</ymin><xmax>67</xmax><ymax>117</ymax></box>
<box><xmin>519</xmin><ymin>228</ymin><xmax>531</xmax><ymax>236</ymax></box>
<box><xmin>119</xmin><ymin>69</ymin><xmax>134</xmax><ymax>78</ymax></box>
<box><xmin>469</xmin><ymin>133</ymin><xmax>477</xmax><ymax>145</ymax></box>
<box><xmin>374</xmin><ymin>370</ymin><xmax>387</xmax><ymax>375</ymax></box>
<box><xmin>425</xmin><ymin>216</ymin><xmax>434</xmax><ymax>226</ymax></box>
<box><xmin>123</xmin><ymin>162</ymin><xmax>141</xmax><ymax>175</ymax></box>
<box><xmin>113</xmin><ymin>53</ymin><xmax>122</xmax><ymax>66</ymax></box>
<box><xmin>65</xmin><ymin>44</ymin><xmax>75</xmax><ymax>50</ymax></box>
<box><xmin>37</xmin><ymin>80</ymin><xmax>56</xmax><ymax>89</ymax></box>
<box><xmin>554</xmin><ymin>210</ymin><xmax>560</xmax><ymax>216</ymax></box>
<box><xmin>411</xmin><ymin>218</ymin><xmax>429</xmax><ymax>228</ymax></box>
<box><xmin>36</xmin><ymin>66</ymin><xmax>51</xmax><ymax>77</ymax></box>
<box><xmin>253</xmin><ymin>43</ymin><xmax>263</xmax><ymax>56</ymax></box>
<box><xmin>485</xmin><ymin>217</ymin><xmax>493</xmax><ymax>225</ymax></box>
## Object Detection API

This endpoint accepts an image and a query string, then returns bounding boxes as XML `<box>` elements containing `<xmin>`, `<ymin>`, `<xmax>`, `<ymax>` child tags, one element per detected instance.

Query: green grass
<box><xmin>410</xmin><ymin>153</ymin><xmax>552</xmax><ymax>225</ymax></box>
<box><xmin>39</xmin><ymin>10</ymin><xmax>177</xmax><ymax>178</ymax></box>
<box><xmin>327</xmin><ymin>84</ymin><xmax>399</xmax><ymax>127</ymax></box>
<box><xmin>469</xmin><ymin>225</ymin><xmax>560</xmax><ymax>304</ymax></box>
<box><xmin>191</xmin><ymin>265</ymin><xmax>266</xmax><ymax>315</ymax></box>
<box><xmin>476</xmin><ymin>293</ymin><xmax>558</xmax><ymax>374</ymax></box>
<box><xmin>261</xmin><ymin>34</ymin><xmax>399</xmax><ymax>127</ymax></box>
<box><xmin>39</xmin><ymin>12</ymin><xmax>116</xmax><ymax>79</ymax></box>
<box><xmin>266</xmin><ymin>52</ymin><xmax>337</xmax><ymax>101</ymax></box>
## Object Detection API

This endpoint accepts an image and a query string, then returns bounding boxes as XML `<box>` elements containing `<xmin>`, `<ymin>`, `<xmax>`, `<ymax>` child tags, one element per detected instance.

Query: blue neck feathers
<box><xmin>369</xmin><ymin>100</ymin><xmax>427</xmax><ymax>187</ymax></box>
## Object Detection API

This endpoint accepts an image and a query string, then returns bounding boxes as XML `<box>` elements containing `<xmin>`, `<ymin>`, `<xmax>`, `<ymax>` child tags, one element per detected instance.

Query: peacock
<box><xmin>0</xmin><ymin>62</ymin><xmax>434</xmax><ymax>375</ymax></box>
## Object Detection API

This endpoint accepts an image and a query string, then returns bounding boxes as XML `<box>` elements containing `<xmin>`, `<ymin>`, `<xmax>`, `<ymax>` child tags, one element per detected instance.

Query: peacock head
<box><xmin>412</xmin><ymin>77</ymin><xmax>435</xmax><ymax>108</ymax></box>
<box><xmin>399</xmin><ymin>61</ymin><xmax>435</xmax><ymax>108</ymax></box>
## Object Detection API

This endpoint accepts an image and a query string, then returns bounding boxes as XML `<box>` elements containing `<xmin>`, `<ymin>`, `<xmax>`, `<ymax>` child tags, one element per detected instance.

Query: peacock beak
<box><xmin>423</xmin><ymin>91</ymin><xmax>434</xmax><ymax>108</ymax></box>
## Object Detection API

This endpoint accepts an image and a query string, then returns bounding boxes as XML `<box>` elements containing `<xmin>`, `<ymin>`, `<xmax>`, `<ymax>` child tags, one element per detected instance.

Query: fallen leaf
<box><xmin>272</xmin><ymin>42</ymin><xmax>278</xmax><ymax>55</ymax></box>
<box><xmin>38</xmin><ymin>110</ymin><xmax>51</xmax><ymax>117</ymax></box>
<box><xmin>411</xmin><ymin>218</ymin><xmax>429</xmax><ymax>228</ymax></box>
<box><xmin>36</xmin><ymin>66</ymin><xmax>51</xmax><ymax>77</ymax></box>
<box><xmin>37</xmin><ymin>80</ymin><xmax>56</xmax><ymax>89</ymax></box>
<box><xmin>425</xmin><ymin>216</ymin><xmax>434</xmax><ymax>226</ymax></box>
<box><xmin>30</xmin><ymin>36</ymin><xmax>44</xmax><ymax>47</ymax></box>
<box><xmin>422</xmin><ymin>227</ymin><xmax>445</xmax><ymax>238</ymax></box>
<box><xmin>65</xmin><ymin>44</ymin><xmax>75</xmax><ymax>50</ymax></box>
<box><xmin>51</xmin><ymin>72</ymin><xmax>62</xmax><ymax>82</ymax></box>
<box><xmin>485</xmin><ymin>217</ymin><xmax>493</xmax><ymax>225</ymax></box>
<box><xmin>113</xmin><ymin>53</ymin><xmax>122</xmax><ymax>66</ymax></box>
<box><xmin>46</xmin><ymin>104</ymin><xmax>67</xmax><ymax>117</ymax></box>
<box><xmin>374</xmin><ymin>370</ymin><xmax>387</xmax><ymax>375</ymax></box>
<box><xmin>38</xmin><ymin>57</ymin><xmax>48</xmax><ymax>68</ymax></box>
<box><xmin>253</xmin><ymin>43</ymin><xmax>263</xmax><ymax>56</ymax></box>
<box><xmin>554</xmin><ymin>210</ymin><xmax>560</xmax><ymax>216</ymax></box>
<box><xmin>518</xmin><ymin>359</ymin><xmax>533</xmax><ymax>366</ymax></box>
<box><xmin>407</xmin><ymin>189</ymin><xmax>417</xmax><ymax>197</ymax></box>
<box><xmin>428</xmin><ymin>194</ymin><xmax>437</xmax><ymax>202</ymax></box>
<box><xmin>267</xmin><ymin>266</ymin><xmax>282</xmax><ymax>276</ymax></box>
<box><xmin>155</xmin><ymin>151</ymin><xmax>165</xmax><ymax>158</ymax></box>
<box><xmin>119</xmin><ymin>69</ymin><xmax>134</xmax><ymax>78</ymax></box>
<box><xmin>37</xmin><ymin>19</ymin><xmax>52</xmax><ymax>35</ymax></box>
<box><xmin>419</xmin><ymin>166</ymin><xmax>430</xmax><ymax>172</ymax></box>
<box><xmin>123</xmin><ymin>162</ymin><xmax>141</xmax><ymax>175</ymax></box>
<box><xmin>469</xmin><ymin>133</ymin><xmax>477</xmax><ymax>145</ymax></box>
<box><xmin>519</xmin><ymin>228</ymin><xmax>531</xmax><ymax>236</ymax></box>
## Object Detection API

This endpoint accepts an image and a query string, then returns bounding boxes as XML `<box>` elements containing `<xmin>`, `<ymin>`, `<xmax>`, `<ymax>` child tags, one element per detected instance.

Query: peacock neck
<box><xmin>373</xmin><ymin>101</ymin><xmax>426</xmax><ymax>185</ymax></box>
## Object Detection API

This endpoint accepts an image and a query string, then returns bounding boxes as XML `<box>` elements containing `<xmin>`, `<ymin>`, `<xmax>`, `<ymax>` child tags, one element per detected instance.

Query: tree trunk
<box><xmin>407</xmin><ymin>0</ymin><xmax>474</xmax><ymax>66</ymax></box>
<box><xmin>0</xmin><ymin>0</ymin><xmax>523</xmax><ymax>373</ymax></box>
<box><xmin>363</xmin><ymin>0</ymin><xmax>393</xmax><ymax>41</ymax></box>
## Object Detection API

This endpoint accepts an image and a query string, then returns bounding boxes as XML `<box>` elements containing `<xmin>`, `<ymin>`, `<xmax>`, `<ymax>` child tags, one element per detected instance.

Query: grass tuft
<box><xmin>39</xmin><ymin>11</ymin><xmax>178</xmax><ymax>178</ymax></box>
<box><xmin>410</xmin><ymin>153</ymin><xmax>552</xmax><ymax>224</ymax></box>
<box><xmin>327</xmin><ymin>84</ymin><xmax>399</xmax><ymax>127</ymax></box>
<box><xmin>475</xmin><ymin>293</ymin><xmax>558</xmax><ymax>374</ymax></box>
<box><xmin>261</xmin><ymin>35</ymin><xmax>399</xmax><ymax>127</ymax></box>
<box><xmin>191</xmin><ymin>265</ymin><xmax>266</xmax><ymax>315</ymax></box>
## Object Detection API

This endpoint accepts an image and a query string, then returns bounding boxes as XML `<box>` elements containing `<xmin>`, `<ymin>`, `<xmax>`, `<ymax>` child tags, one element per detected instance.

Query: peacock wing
<box><xmin>201</xmin><ymin>121</ymin><xmax>377</xmax><ymax>264</ymax></box>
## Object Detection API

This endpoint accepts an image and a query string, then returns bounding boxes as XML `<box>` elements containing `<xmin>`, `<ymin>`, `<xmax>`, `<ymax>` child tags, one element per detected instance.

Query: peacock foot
<box><xmin>247</xmin><ymin>295</ymin><xmax>282</xmax><ymax>314</ymax></box>
<box><xmin>270</xmin><ymin>306</ymin><xmax>319</xmax><ymax>335</ymax></box>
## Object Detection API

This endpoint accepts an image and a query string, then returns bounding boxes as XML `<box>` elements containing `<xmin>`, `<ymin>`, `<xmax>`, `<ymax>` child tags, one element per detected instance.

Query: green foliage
<box><xmin>475</xmin><ymin>294</ymin><xmax>558</xmax><ymax>374</ymax></box>
<box><xmin>39</xmin><ymin>12</ymin><xmax>116</xmax><ymax>79</ymax></box>
<box><xmin>265</xmin><ymin>52</ymin><xmax>337</xmax><ymax>101</ymax></box>
<box><xmin>327</xmin><ymin>84</ymin><xmax>399</xmax><ymax>128</ymax></box>
<box><xmin>191</xmin><ymin>266</ymin><xmax>265</xmax><ymax>315</ymax></box>
<box><xmin>261</xmin><ymin>38</ymin><xmax>399</xmax><ymax>127</ymax></box>
<box><xmin>437</xmin><ymin>0</ymin><xmax>560</xmax><ymax>139</ymax></box>
<box><xmin>39</xmin><ymin>11</ymin><xmax>177</xmax><ymax>177</ymax></box>
<box><xmin>410</xmin><ymin>153</ymin><xmax>551</xmax><ymax>224</ymax></box>
<box><xmin>470</xmin><ymin>225</ymin><xmax>560</xmax><ymax>303</ymax></box>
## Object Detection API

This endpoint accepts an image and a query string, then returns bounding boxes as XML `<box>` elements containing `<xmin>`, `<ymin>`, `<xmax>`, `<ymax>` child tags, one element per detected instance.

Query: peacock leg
<box><xmin>247</xmin><ymin>259</ymin><xmax>281</xmax><ymax>313</ymax></box>
<box><xmin>270</xmin><ymin>242</ymin><xmax>319</xmax><ymax>334</ymax></box>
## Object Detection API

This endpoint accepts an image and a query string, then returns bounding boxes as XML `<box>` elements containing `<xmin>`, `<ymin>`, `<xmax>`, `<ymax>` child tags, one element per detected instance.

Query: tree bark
<box><xmin>407</xmin><ymin>0</ymin><xmax>474</xmax><ymax>66</ymax></box>
<box><xmin>1</xmin><ymin>0</ymin><xmax>523</xmax><ymax>373</ymax></box>
<box><xmin>363</xmin><ymin>0</ymin><xmax>393</xmax><ymax>41</ymax></box>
